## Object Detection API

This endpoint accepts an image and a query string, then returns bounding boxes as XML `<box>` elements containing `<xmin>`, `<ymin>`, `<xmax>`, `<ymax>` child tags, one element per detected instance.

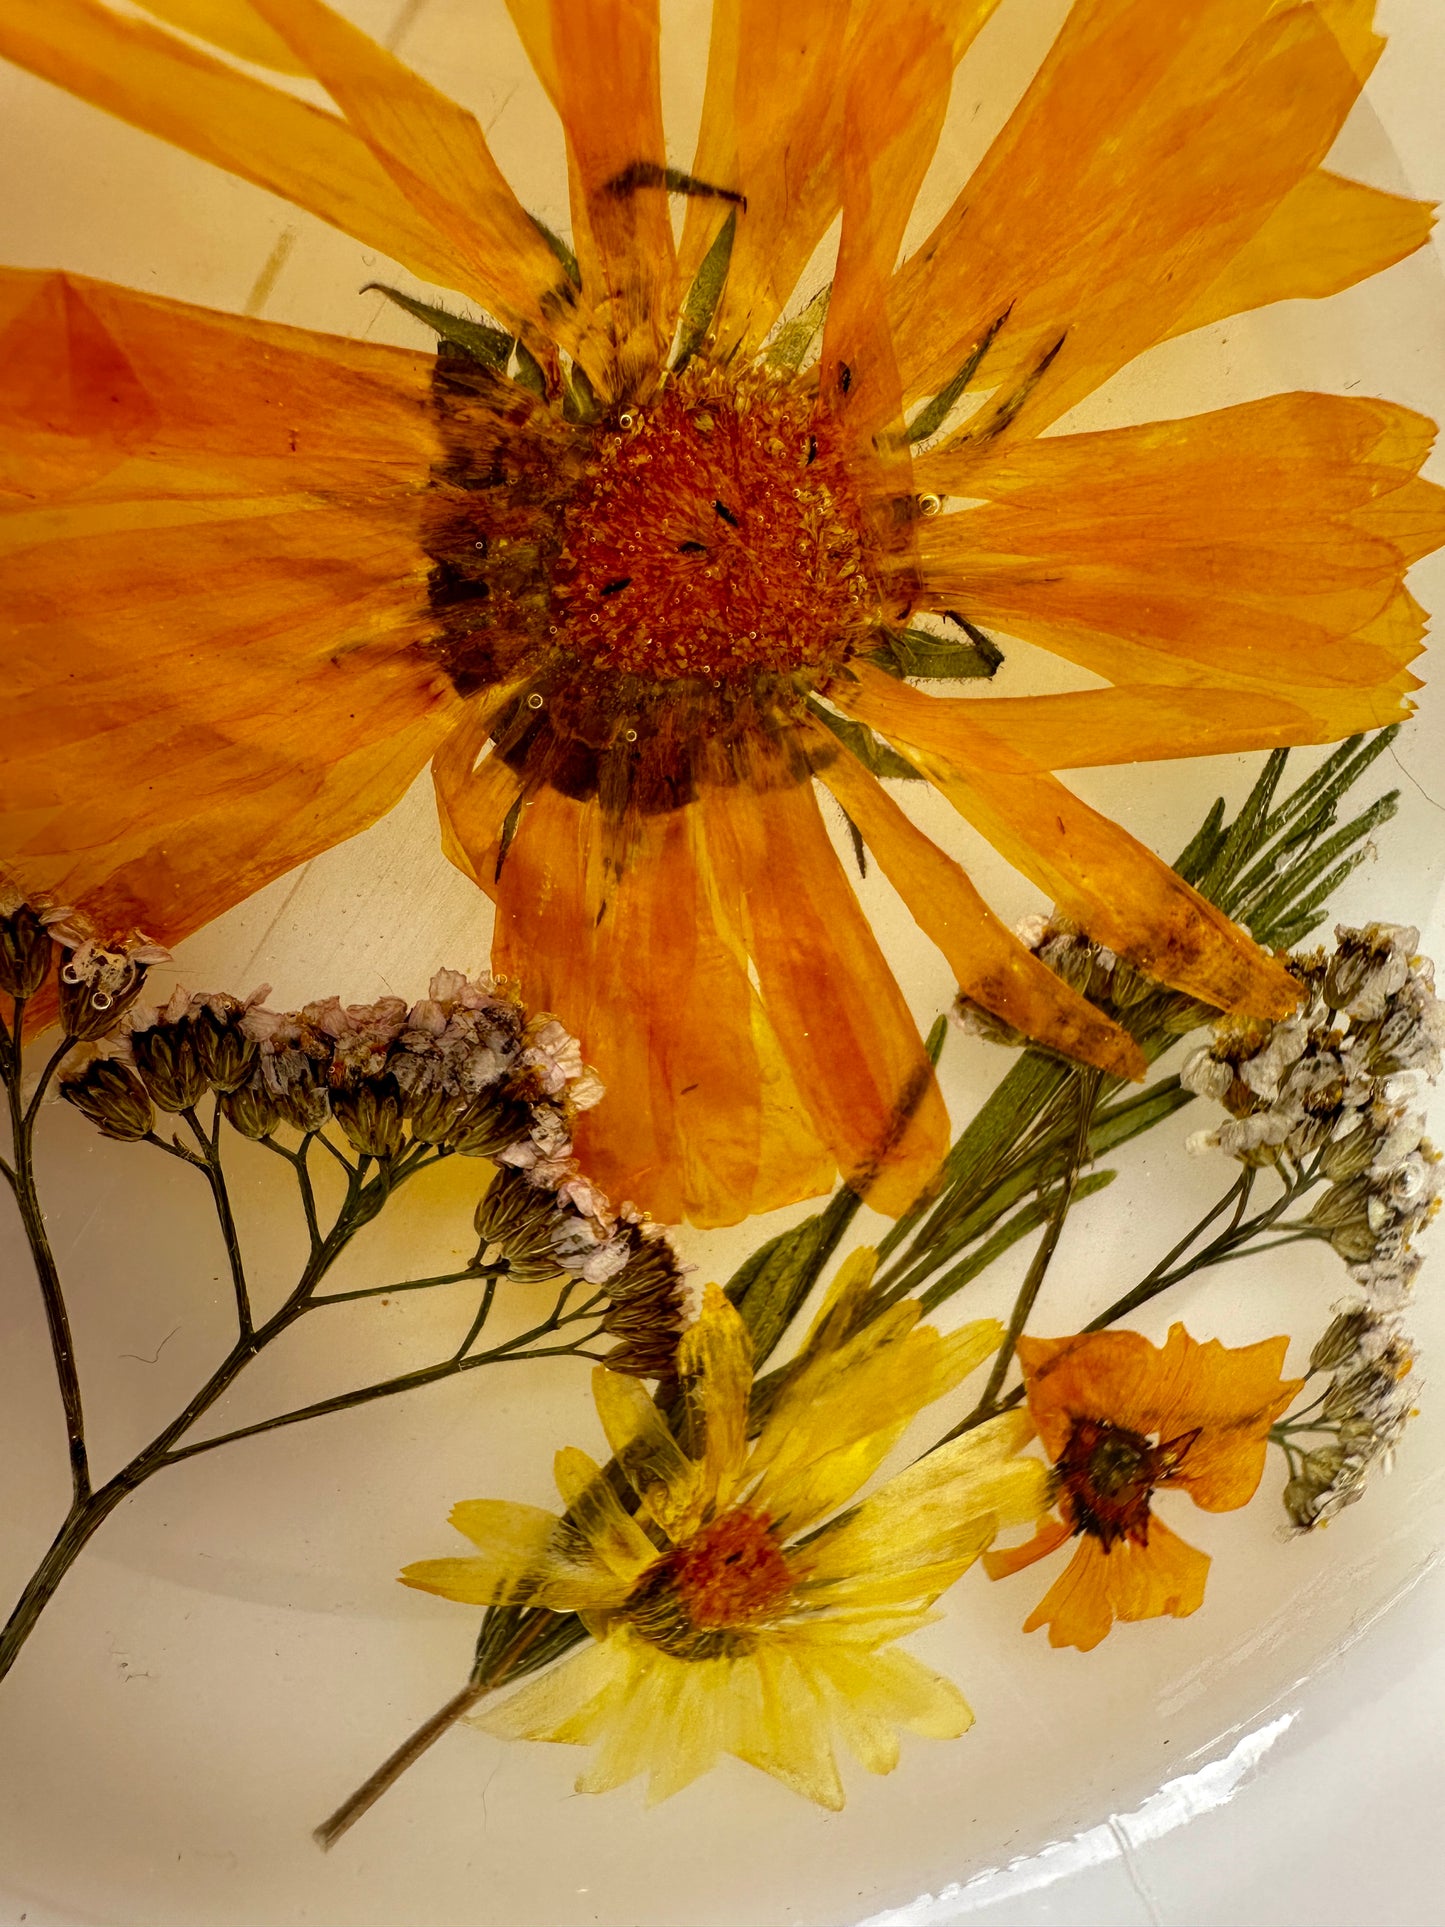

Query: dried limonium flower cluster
<box><xmin>1182</xmin><ymin>923</ymin><xmax>1442</xmax><ymax>1530</ymax></box>
<box><xmin>57</xmin><ymin>954</ymin><xmax>684</xmax><ymax>1372</ymax></box>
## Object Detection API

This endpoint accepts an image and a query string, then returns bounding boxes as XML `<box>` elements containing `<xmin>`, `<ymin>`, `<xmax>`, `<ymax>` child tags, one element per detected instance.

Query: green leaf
<box><xmin>905</xmin><ymin>310</ymin><xmax>1010</xmax><ymax>445</ymax></box>
<box><xmin>673</xmin><ymin>209</ymin><xmax>735</xmax><ymax>371</ymax></box>
<box><xmin>512</xmin><ymin>339</ymin><xmax>549</xmax><ymax>398</ymax></box>
<box><xmin>917</xmin><ymin>1169</ymin><xmax>1116</xmax><ymax>1314</ymax></box>
<box><xmin>866</xmin><ymin>625</ymin><xmax>1003</xmax><ymax>682</ymax></box>
<box><xmin>725</xmin><ymin>1184</ymin><xmax>862</xmax><ymax>1365</ymax></box>
<box><xmin>362</xmin><ymin>283</ymin><xmax>510</xmax><ymax>369</ymax></box>
<box><xmin>764</xmin><ymin>283</ymin><xmax>830</xmax><ymax>370</ymax></box>
<box><xmin>807</xmin><ymin>698</ymin><xmax>924</xmax><ymax>781</ymax></box>
<box><xmin>528</xmin><ymin>213</ymin><xmax>581</xmax><ymax>289</ymax></box>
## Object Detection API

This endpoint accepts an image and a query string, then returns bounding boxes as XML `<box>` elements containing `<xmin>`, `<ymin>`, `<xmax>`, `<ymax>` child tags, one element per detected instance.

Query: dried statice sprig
<box><xmin>56</xmin><ymin>964</ymin><xmax>687</xmax><ymax>1377</ymax></box>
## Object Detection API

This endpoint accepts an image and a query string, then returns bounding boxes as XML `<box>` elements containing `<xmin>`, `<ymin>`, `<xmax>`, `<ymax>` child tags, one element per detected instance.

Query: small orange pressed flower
<box><xmin>2</xmin><ymin>0</ymin><xmax>1443</xmax><ymax>1228</ymax></box>
<box><xmin>984</xmin><ymin>1324</ymin><xmax>1303</xmax><ymax>1651</ymax></box>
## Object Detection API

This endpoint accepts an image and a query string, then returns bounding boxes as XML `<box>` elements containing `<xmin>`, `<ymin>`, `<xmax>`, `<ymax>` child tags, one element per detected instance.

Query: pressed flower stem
<box><xmin>313</xmin><ymin>1678</ymin><xmax>494</xmax><ymax>1852</ymax></box>
<box><xmin>3</xmin><ymin>1003</ymin><xmax>90</xmax><ymax>1505</ymax></box>
<box><xmin>0</xmin><ymin>1109</ymin><xmax>583</xmax><ymax>1684</ymax></box>
<box><xmin>312</xmin><ymin>1615</ymin><xmax>557</xmax><ymax>1852</ymax></box>
<box><xmin>182</xmin><ymin>1101</ymin><xmax>252</xmax><ymax>1341</ymax></box>
<box><xmin>943</xmin><ymin>1070</ymin><xmax>1103</xmax><ymax>1440</ymax></box>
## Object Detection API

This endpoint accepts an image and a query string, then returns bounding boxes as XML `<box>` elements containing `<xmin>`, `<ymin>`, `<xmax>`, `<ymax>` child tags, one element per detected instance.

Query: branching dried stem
<box><xmin>0</xmin><ymin>1018</ymin><xmax>611</xmax><ymax>1686</ymax></box>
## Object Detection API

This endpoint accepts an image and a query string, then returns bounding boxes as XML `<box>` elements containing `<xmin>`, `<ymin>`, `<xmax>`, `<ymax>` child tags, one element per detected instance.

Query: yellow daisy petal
<box><xmin>589</xmin><ymin>1364</ymin><xmax>700</xmax><ymax>1540</ymax></box>
<box><xmin>675</xmin><ymin>1285</ymin><xmax>752</xmax><ymax>1514</ymax></box>
<box><xmin>476</xmin><ymin>1634</ymin><xmax>634</xmax><ymax>1743</ymax></box>
<box><xmin>550</xmin><ymin>1447</ymin><xmax>658</xmax><ymax>1582</ymax></box>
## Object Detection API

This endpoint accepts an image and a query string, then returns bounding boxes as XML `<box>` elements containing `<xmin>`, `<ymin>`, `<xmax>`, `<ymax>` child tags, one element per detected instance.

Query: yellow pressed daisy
<box><xmin>400</xmin><ymin>1269</ymin><xmax>1045</xmax><ymax>1808</ymax></box>
<box><xmin>2</xmin><ymin>0</ymin><xmax>1442</xmax><ymax>1225</ymax></box>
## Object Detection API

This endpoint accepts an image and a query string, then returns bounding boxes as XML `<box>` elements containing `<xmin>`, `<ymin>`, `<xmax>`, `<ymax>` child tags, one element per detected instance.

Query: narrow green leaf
<box><xmin>512</xmin><ymin>340</ymin><xmax>548</xmax><ymax>398</ymax></box>
<box><xmin>673</xmin><ymin>208</ymin><xmax>735</xmax><ymax>371</ymax></box>
<box><xmin>866</xmin><ymin>626</ymin><xmax>1003</xmax><ymax>682</ymax></box>
<box><xmin>1173</xmin><ymin>795</ymin><xmax>1227</xmax><ymax>884</ymax></box>
<box><xmin>725</xmin><ymin>1184</ymin><xmax>863</xmax><ymax>1365</ymax></box>
<box><xmin>1196</xmin><ymin>749</ymin><xmax>1287</xmax><ymax>901</ymax></box>
<box><xmin>363</xmin><ymin>282</ymin><xmax>510</xmax><ymax>368</ymax></box>
<box><xmin>807</xmin><ymin>698</ymin><xmax>925</xmax><ymax>781</ymax></box>
<box><xmin>917</xmin><ymin>1170</ymin><xmax>1116</xmax><ymax>1315</ymax></box>
<box><xmin>764</xmin><ymin>283</ymin><xmax>830</xmax><ymax>370</ymax></box>
<box><xmin>905</xmin><ymin>310</ymin><xmax>1009</xmax><ymax>444</ymax></box>
<box><xmin>528</xmin><ymin>213</ymin><xmax>581</xmax><ymax>289</ymax></box>
<box><xmin>1242</xmin><ymin>792</ymin><xmax>1398</xmax><ymax>934</ymax></box>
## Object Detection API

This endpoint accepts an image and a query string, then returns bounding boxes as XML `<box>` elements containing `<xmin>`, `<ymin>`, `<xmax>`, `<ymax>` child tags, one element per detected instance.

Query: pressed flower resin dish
<box><xmin>0</xmin><ymin>1</ymin><xmax>1444</xmax><ymax>1924</ymax></box>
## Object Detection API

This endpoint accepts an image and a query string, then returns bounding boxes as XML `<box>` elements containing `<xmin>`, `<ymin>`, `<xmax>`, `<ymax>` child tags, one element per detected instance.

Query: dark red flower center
<box><xmin>551</xmin><ymin>369</ymin><xmax>876</xmax><ymax>682</ymax></box>
<box><xmin>623</xmin><ymin>1507</ymin><xmax>795</xmax><ymax>1657</ymax></box>
<box><xmin>1056</xmin><ymin>1416</ymin><xmax>1201</xmax><ymax>1550</ymax></box>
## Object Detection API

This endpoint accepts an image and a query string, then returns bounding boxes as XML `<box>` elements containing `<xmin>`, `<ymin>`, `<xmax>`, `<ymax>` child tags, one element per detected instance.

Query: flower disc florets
<box><xmin>553</xmin><ymin>369</ymin><xmax>876</xmax><ymax>683</ymax></box>
<box><xmin>623</xmin><ymin>1507</ymin><xmax>796</xmax><ymax>1659</ymax></box>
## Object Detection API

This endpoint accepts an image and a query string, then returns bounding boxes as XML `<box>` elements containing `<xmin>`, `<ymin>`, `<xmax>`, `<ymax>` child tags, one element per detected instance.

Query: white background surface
<box><xmin>2</xmin><ymin>3</ymin><xmax>1444</xmax><ymax>1923</ymax></box>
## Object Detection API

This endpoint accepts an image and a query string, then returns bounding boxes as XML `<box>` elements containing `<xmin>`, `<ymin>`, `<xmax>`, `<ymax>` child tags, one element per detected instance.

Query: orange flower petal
<box><xmin>803</xmin><ymin>713</ymin><xmax>1143</xmax><ymax>1079</ymax></box>
<box><xmin>134</xmin><ymin>0</ymin><xmax>309</xmax><ymax>74</ymax></box>
<box><xmin>981</xmin><ymin>1513</ymin><xmax>1072</xmax><ymax>1582</ymax></box>
<box><xmin>1016</xmin><ymin>1324</ymin><xmax>1303</xmax><ymax>1511</ymax></box>
<box><xmin>819</xmin><ymin>2</ymin><xmax>953</xmax><ymax>427</ymax></box>
<box><xmin>245</xmin><ymin>0</ymin><xmax>588</xmax><ymax>351</ymax></box>
<box><xmin>0</xmin><ymin>267</ymin><xmax>439</xmax><ymax>495</ymax></box>
<box><xmin>706</xmin><ymin>0</ymin><xmax>1002</xmax><ymax>360</ymax></box>
<box><xmin>699</xmin><ymin>0</ymin><xmax>851</xmax><ymax>359</ymax></box>
<box><xmin>0</xmin><ymin>0</ymin><xmax>484</xmax><ymax>301</ymax></box>
<box><xmin>1165</xmin><ymin>169</ymin><xmax>1435</xmax><ymax>340</ymax></box>
<box><xmin>431</xmin><ymin>713</ymin><xmax>526</xmax><ymax>904</ymax></box>
<box><xmin>888</xmin><ymin>0</ymin><xmax>1371</xmax><ymax>438</ymax></box>
<box><xmin>906</xmin><ymin>682</ymin><xmax>1417</xmax><ymax>775</ymax></box>
<box><xmin>0</xmin><ymin>272</ymin><xmax>456</xmax><ymax>942</ymax></box>
<box><xmin>913</xmin><ymin>394</ymin><xmax>1441</xmax><ymax>695</ymax></box>
<box><xmin>491</xmin><ymin>786</ymin><xmax>831</xmax><ymax>1226</ymax></box>
<box><xmin>840</xmin><ymin>665</ymin><xmax>1298</xmax><ymax>1019</ymax></box>
<box><xmin>505</xmin><ymin>0</ymin><xmax>674</xmax><ymax>400</ymax></box>
<box><xmin>703</xmin><ymin>771</ymin><xmax>949</xmax><ymax>1218</ymax></box>
<box><xmin>1022</xmin><ymin>1517</ymin><xmax>1211</xmax><ymax>1650</ymax></box>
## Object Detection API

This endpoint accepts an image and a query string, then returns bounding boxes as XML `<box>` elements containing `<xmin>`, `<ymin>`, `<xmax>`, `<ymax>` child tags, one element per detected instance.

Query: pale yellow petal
<box><xmin>798</xmin><ymin>1246</ymin><xmax>880</xmax><ymax>1355</ymax></box>
<box><xmin>476</xmin><ymin>1635</ymin><xmax>634</xmax><ymax>1742</ymax></box>
<box><xmin>641</xmin><ymin>1657</ymin><xmax>734</xmax><ymax>1804</ymax></box>
<box><xmin>735</xmin><ymin>1646</ymin><xmax>845</xmax><ymax>1811</ymax></box>
<box><xmin>590</xmin><ymin>1366</ymin><xmax>701</xmax><ymax>1540</ymax></box>
<box><xmin>550</xmin><ymin>1447</ymin><xmax>658</xmax><ymax>1581</ymax></box>
<box><xmin>675</xmin><ymin>1284</ymin><xmax>753</xmax><ymax>1514</ymax></box>
<box><xmin>574</xmin><ymin>1641</ymin><xmax>686</xmax><ymax>1795</ymax></box>
<box><xmin>810</xmin><ymin>1641</ymin><xmax>973</xmax><ymax>1762</ymax></box>
<box><xmin>751</xmin><ymin>1316</ymin><xmax>1003</xmax><ymax>1534</ymax></box>
<box><xmin>798</xmin><ymin>1412</ymin><xmax>1049</xmax><ymax>1595</ymax></box>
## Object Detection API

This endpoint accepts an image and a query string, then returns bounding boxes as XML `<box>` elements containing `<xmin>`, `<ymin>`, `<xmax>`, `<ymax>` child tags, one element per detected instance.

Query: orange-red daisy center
<box><xmin>669</xmin><ymin>1507</ymin><xmax>795</xmax><ymax>1630</ymax></box>
<box><xmin>551</xmin><ymin>371</ymin><xmax>877</xmax><ymax>683</ymax></box>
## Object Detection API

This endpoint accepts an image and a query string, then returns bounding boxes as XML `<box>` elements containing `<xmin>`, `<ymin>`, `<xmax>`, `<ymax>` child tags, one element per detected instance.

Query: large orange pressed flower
<box><xmin>1</xmin><ymin>0</ymin><xmax>1442</xmax><ymax>1226</ymax></box>
<box><xmin>984</xmin><ymin>1324</ymin><xmax>1304</xmax><ymax>1650</ymax></box>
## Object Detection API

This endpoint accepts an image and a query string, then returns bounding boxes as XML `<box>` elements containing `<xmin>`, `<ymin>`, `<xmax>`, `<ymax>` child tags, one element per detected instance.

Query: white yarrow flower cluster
<box><xmin>1184</xmin><ymin>924</ymin><xmax>1443</xmax><ymax>1302</ymax></box>
<box><xmin>1283</xmin><ymin>1303</ymin><xmax>1421</xmax><ymax>1531</ymax></box>
<box><xmin>1183</xmin><ymin>925</ymin><xmax>1441</xmax><ymax>1531</ymax></box>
